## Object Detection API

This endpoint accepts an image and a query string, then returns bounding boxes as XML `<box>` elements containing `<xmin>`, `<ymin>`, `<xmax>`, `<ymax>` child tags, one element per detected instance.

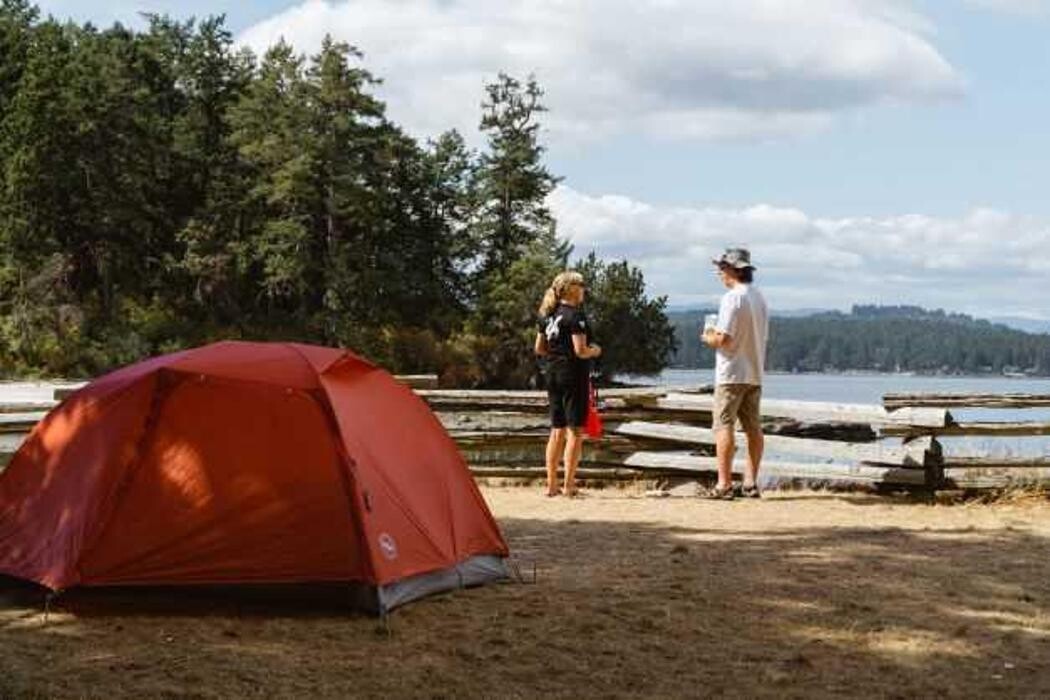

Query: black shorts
<box><xmin>547</xmin><ymin>364</ymin><xmax>589</xmax><ymax>429</ymax></box>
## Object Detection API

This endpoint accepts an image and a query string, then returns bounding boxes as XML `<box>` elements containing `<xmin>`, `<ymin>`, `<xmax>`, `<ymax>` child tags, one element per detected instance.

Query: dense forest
<box><xmin>0</xmin><ymin>2</ymin><xmax>674</xmax><ymax>385</ymax></box>
<box><xmin>671</xmin><ymin>305</ymin><xmax>1050</xmax><ymax>376</ymax></box>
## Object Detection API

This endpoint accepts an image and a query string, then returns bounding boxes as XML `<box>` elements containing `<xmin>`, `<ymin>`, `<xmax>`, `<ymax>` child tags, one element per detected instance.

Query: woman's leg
<box><xmin>546</xmin><ymin>428</ymin><xmax>566</xmax><ymax>496</ymax></box>
<box><xmin>563</xmin><ymin>428</ymin><xmax>584</xmax><ymax>496</ymax></box>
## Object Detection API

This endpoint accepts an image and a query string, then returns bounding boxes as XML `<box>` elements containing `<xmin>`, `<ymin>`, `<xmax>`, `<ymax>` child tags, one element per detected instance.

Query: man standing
<box><xmin>701</xmin><ymin>248</ymin><xmax>769</xmax><ymax>499</ymax></box>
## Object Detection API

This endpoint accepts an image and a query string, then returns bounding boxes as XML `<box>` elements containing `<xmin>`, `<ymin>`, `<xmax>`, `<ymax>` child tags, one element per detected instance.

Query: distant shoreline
<box><xmin>650</xmin><ymin>368</ymin><xmax>1050</xmax><ymax>380</ymax></box>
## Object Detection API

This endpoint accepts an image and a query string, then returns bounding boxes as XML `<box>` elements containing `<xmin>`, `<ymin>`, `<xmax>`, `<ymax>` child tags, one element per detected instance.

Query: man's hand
<box><xmin>703</xmin><ymin>328</ymin><xmax>731</xmax><ymax>350</ymax></box>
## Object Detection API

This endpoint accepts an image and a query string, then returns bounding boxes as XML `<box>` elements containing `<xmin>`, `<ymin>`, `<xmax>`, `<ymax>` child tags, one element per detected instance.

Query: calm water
<box><xmin>621</xmin><ymin>370</ymin><xmax>1050</xmax><ymax>458</ymax></box>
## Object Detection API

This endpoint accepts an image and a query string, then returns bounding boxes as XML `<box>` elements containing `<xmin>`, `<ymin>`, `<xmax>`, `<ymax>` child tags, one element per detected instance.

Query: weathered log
<box><xmin>0</xmin><ymin>401</ymin><xmax>56</xmax><ymax>414</ymax></box>
<box><xmin>623</xmin><ymin>451</ymin><xmax>927</xmax><ymax>486</ymax></box>
<box><xmin>52</xmin><ymin>384</ymin><xmax>87</xmax><ymax>401</ymax></box>
<box><xmin>417</xmin><ymin>385</ymin><xmax>704</xmax><ymax>412</ymax></box>
<box><xmin>943</xmin><ymin>467</ymin><xmax>1050</xmax><ymax>489</ymax></box>
<box><xmin>649</xmin><ymin>393</ymin><xmax>950</xmax><ymax>428</ymax></box>
<box><xmin>453</xmin><ymin>430</ymin><xmax>676</xmax><ymax>456</ymax></box>
<box><xmin>884</xmin><ymin>392</ymin><xmax>1050</xmax><ymax>409</ymax></box>
<box><xmin>458</xmin><ymin>435</ymin><xmax>680</xmax><ymax>468</ymax></box>
<box><xmin>942</xmin><ymin>456</ymin><xmax>1050</xmax><ymax>469</ymax></box>
<box><xmin>469</xmin><ymin>466</ymin><xmax>667</xmax><ymax>481</ymax></box>
<box><xmin>881</xmin><ymin>421</ymin><xmax>1050</xmax><ymax>438</ymax></box>
<box><xmin>437</xmin><ymin>411</ymin><xmax>550</xmax><ymax>433</ymax></box>
<box><xmin>764</xmin><ymin>419</ymin><xmax>877</xmax><ymax>442</ymax></box>
<box><xmin>0</xmin><ymin>413</ymin><xmax>45</xmax><ymax>434</ymax></box>
<box><xmin>396</xmin><ymin>374</ymin><xmax>440</xmax><ymax>389</ymax></box>
<box><xmin>0</xmin><ymin>432</ymin><xmax>24</xmax><ymax>452</ymax></box>
<box><xmin>615</xmin><ymin>421</ymin><xmax>932</xmax><ymax>466</ymax></box>
<box><xmin>420</xmin><ymin>391</ymin><xmax>549</xmax><ymax>411</ymax></box>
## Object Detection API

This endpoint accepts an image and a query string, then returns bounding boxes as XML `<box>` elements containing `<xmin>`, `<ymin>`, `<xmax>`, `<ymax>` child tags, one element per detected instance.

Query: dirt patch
<box><xmin>3</xmin><ymin>487</ymin><xmax>1050</xmax><ymax>699</ymax></box>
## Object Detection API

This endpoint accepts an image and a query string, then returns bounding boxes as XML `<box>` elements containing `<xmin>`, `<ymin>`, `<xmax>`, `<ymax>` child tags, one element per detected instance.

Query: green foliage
<box><xmin>452</xmin><ymin>229</ymin><xmax>568</xmax><ymax>388</ymax></box>
<box><xmin>455</xmin><ymin>74</ymin><xmax>567</xmax><ymax>387</ymax></box>
<box><xmin>669</xmin><ymin>305</ymin><xmax>1050</xmax><ymax>376</ymax></box>
<box><xmin>575</xmin><ymin>253</ymin><xmax>677</xmax><ymax>379</ymax></box>
<box><xmin>473</xmin><ymin>73</ymin><xmax>560</xmax><ymax>279</ymax></box>
<box><xmin>0</xmin><ymin>8</ymin><xmax>673</xmax><ymax>386</ymax></box>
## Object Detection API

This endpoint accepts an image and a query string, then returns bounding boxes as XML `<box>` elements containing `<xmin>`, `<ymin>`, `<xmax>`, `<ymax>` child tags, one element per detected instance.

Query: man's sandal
<box><xmin>740</xmin><ymin>484</ymin><xmax>761</xmax><ymax>499</ymax></box>
<box><xmin>702</xmin><ymin>484</ymin><xmax>736</xmax><ymax>500</ymax></box>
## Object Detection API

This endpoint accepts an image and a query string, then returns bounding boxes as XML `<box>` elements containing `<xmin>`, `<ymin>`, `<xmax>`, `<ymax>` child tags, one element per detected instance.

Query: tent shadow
<box><xmin>1</xmin><ymin>509</ymin><xmax>1049</xmax><ymax>698</ymax></box>
<box><xmin>0</xmin><ymin>578</ymin><xmax>378</xmax><ymax>619</ymax></box>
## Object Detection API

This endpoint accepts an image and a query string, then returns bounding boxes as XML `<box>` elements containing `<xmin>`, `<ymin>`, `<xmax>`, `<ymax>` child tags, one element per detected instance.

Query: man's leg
<box><xmin>743</xmin><ymin>428</ymin><xmax>763</xmax><ymax>488</ymax></box>
<box><xmin>740</xmin><ymin>386</ymin><xmax>764</xmax><ymax>491</ymax></box>
<box><xmin>545</xmin><ymin>428</ymin><xmax>566</xmax><ymax>495</ymax></box>
<box><xmin>563</xmin><ymin>428</ymin><xmax>584</xmax><ymax>495</ymax></box>
<box><xmin>712</xmin><ymin>385</ymin><xmax>741</xmax><ymax>491</ymax></box>
<box><xmin>715</xmin><ymin>426</ymin><xmax>735</xmax><ymax>490</ymax></box>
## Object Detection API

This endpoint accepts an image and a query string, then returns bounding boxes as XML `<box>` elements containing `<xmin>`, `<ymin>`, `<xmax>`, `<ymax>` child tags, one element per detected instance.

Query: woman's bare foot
<box><xmin>564</xmin><ymin>485</ymin><xmax>581</xmax><ymax>498</ymax></box>
<box><xmin>546</xmin><ymin>486</ymin><xmax>562</xmax><ymax>497</ymax></box>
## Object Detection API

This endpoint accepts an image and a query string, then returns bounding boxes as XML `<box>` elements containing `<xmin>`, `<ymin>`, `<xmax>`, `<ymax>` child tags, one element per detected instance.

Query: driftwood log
<box><xmin>880</xmin><ymin>421</ymin><xmax>1050</xmax><ymax>438</ymax></box>
<box><xmin>884</xmin><ymin>392</ymin><xmax>1050</xmax><ymax>409</ymax></box>
<box><xmin>4</xmin><ymin>384</ymin><xmax>1048</xmax><ymax>491</ymax></box>
<box><xmin>0</xmin><ymin>401</ymin><xmax>56</xmax><ymax>414</ymax></box>
<box><xmin>0</xmin><ymin>413</ymin><xmax>45</xmax><ymax>434</ymax></box>
<box><xmin>942</xmin><ymin>456</ymin><xmax>1050</xmax><ymax>469</ymax></box>
<box><xmin>615</xmin><ymin>421</ymin><xmax>934</xmax><ymax>467</ymax></box>
<box><xmin>623</xmin><ymin>451</ymin><xmax>927</xmax><ymax>487</ymax></box>
<box><xmin>943</xmin><ymin>467</ymin><xmax>1050</xmax><ymax>489</ymax></box>
<box><xmin>650</xmin><ymin>393</ymin><xmax>951</xmax><ymax>428</ymax></box>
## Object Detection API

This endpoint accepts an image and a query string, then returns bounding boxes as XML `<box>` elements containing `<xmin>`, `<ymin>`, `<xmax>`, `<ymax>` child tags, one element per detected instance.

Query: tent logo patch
<box><xmin>378</xmin><ymin>533</ymin><xmax>398</xmax><ymax>560</ymax></box>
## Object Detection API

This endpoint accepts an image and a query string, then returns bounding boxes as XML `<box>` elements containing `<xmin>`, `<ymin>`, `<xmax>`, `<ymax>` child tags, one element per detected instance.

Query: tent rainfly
<box><xmin>0</xmin><ymin>341</ymin><xmax>509</xmax><ymax>614</ymax></box>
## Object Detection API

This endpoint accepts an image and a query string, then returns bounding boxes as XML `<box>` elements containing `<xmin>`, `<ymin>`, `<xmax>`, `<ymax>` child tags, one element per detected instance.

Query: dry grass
<box><xmin>3</xmin><ymin>486</ymin><xmax>1050</xmax><ymax>699</ymax></box>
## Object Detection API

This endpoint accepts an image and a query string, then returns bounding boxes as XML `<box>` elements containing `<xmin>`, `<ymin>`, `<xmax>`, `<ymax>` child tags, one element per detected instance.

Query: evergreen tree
<box><xmin>0</xmin><ymin>11</ymin><xmax>676</xmax><ymax>385</ymax></box>
<box><xmin>574</xmin><ymin>253</ymin><xmax>676</xmax><ymax>379</ymax></box>
<box><xmin>473</xmin><ymin>73</ymin><xmax>559</xmax><ymax>280</ymax></box>
<box><xmin>447</xmin><ymin>227</ymin><xmax>569</xmax><ymax>388</ymax></box>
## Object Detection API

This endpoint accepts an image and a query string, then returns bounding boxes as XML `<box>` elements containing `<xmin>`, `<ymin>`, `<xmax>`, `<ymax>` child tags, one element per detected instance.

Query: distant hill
<box><xmin>670</xmin><ymin>304</ymin><xmax>1050</xmax><ymax>375</ymax></box>
<box><xmin>989</xmin><ymin>317</ymin><xmax>1050</xmax><ymax>335</ymax></box>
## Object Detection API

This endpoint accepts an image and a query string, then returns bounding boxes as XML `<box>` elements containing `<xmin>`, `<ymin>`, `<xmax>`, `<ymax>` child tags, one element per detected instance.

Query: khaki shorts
<box><xmin>712</xmin><ymin>384</ymin><xmax>762</xmax><ymax>432</ymax></box>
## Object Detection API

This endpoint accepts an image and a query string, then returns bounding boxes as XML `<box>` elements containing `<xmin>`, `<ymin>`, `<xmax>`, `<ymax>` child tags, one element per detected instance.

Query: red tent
<box><xmin>0</xmin><ymin>341</ymin><xmax>509</xmax><ymax>613</ymax></box>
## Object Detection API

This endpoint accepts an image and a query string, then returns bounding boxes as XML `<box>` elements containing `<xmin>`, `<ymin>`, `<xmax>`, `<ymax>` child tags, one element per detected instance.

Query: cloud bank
<box><xmin>238</xmin><ymin>0</ymin><xmax>963</xmax><ymax>142</ymax></box>
<box><xmin>550</xmin><ymin>186</ymin><xmax>1050</xmax><ymax>319</ymax></box>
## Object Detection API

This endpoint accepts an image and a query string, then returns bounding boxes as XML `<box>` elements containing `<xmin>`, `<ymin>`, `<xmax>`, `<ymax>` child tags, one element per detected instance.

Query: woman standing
<box><xmin>534</xmin><ymin>271</ymin><xmax>602</xmax><ymax>497</ymax></box>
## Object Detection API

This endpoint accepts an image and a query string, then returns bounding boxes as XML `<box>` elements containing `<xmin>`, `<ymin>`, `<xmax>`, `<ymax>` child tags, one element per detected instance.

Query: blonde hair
<box><xmin>538</xmin><ymin>270</ymin><xmax>585</xmax><ymax>316</ymax></box>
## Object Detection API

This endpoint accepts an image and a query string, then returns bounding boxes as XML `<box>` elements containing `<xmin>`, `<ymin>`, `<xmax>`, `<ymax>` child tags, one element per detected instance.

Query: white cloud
<box><xmin>237</xmin><ymin>0</ymin><xmax>963</xmax><ymax>143</ymax></box>
<box><xmin>549</xmin><ymin>186</ymin><xmax>1050</xmax><ymax>320</ymax></box>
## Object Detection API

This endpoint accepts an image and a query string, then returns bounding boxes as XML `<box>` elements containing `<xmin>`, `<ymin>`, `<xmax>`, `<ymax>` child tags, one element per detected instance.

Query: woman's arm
<box><xmin>534</xmin><ymin>332</ymin><xmax>549</xmax><ymax>356</ymax></box>
<box><xmin>572</xmin><ymin>333</ymin><xmax>601</xmax><ymax>359</ymax></box>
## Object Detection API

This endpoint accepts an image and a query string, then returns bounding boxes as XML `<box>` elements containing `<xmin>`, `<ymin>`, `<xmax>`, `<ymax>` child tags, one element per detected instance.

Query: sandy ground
<box><xmin>3</xmin><ymin>486</ymin><xmax>1050</xmax><ymax>699</ymax></box>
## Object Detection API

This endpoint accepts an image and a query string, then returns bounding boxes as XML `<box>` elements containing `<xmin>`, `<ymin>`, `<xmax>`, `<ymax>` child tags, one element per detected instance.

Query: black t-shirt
<box><xmin>539</xmin><ymin>303</ymin><xmax>591</xmax><ymax>374</ymax></box>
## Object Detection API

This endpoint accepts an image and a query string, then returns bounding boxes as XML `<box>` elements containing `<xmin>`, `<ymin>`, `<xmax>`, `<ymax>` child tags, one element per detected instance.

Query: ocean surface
<box><xmin>621</xmin><ymin>369</ymin><xmax>1050</xmax><ymax>458</ymax></box>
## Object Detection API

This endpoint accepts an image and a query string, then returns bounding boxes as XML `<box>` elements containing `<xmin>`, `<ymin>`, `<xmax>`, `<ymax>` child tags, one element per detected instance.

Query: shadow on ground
<box><xmin>2</xmin><ymin>509</ymin><xmax>1049</xmax><ymax>699</ymax></box>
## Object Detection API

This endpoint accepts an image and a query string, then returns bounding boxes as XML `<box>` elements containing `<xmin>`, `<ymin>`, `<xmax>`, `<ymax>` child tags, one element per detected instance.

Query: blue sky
<box><xmin>33</xmin><ymin>0</ymin><xmax>1050</xmax><ymax>319</ymax></box>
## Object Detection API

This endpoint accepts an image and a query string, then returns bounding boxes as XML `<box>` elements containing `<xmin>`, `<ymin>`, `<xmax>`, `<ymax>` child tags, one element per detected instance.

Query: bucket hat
<box><xmin>712</xmin><ymin>247</ymin><xmax>755</xmax><ymax>270</ymax></box>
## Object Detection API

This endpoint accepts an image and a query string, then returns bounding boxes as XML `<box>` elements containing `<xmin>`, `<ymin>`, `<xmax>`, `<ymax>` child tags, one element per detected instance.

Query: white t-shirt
<box><xmin>714</xmin><ymin>283</ymin><xmax>769</xmax><ymax>386</ymax></box>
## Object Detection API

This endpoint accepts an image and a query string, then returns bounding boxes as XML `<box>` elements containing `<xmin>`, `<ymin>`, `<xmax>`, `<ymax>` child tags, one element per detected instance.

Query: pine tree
<box><xmin>474</xmin><ymin>73</ymin><xmax>560</xmax><ymax>279</ymax></box>
<box><xmin>574</xmin><ymin>253</ymin><xmax>676</xmax><ymax>379</ymax></box>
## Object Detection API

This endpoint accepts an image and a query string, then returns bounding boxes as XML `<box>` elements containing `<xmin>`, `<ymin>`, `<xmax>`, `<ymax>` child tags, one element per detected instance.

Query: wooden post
<box><xmin>922</xmin><ymin>437</ymin><xmax>944</xmax><ymax>500</ymax></box>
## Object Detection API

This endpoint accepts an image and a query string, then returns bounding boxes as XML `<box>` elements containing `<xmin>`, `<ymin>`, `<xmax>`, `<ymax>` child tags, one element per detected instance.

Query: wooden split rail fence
<box><xmin>2</xmin><ymin>379</ymin><xmax>1049</xmax><ymax>493</ymax></box>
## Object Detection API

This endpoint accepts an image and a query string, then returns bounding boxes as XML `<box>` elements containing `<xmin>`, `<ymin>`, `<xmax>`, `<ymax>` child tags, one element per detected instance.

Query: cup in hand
<box><xmin>703</xmin><ymin>313</ymin><xmax>718</xmax><ymax>333</ymax></box>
